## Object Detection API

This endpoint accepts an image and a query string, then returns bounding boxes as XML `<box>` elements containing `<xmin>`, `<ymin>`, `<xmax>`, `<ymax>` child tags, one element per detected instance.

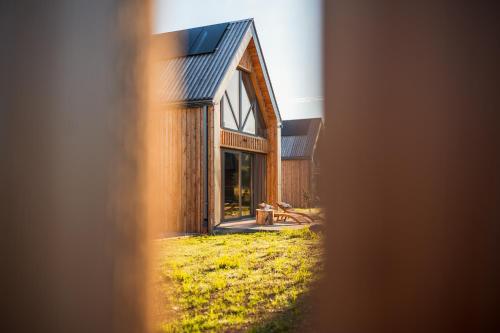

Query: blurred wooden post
<box><xmin>0</xmin><ymin>1</ymin><xmax>155</xmax><ymax>332</ymax></box>
<box><xmin>319</xmin><ymin>2</ymin><xmax>500</xmax><ymax>333</ymax></box>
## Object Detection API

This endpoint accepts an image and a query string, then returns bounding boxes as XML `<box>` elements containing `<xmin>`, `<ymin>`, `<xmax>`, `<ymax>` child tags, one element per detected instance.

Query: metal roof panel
<box><xmin>281</xmin><ymin>118</ymin><xmax>322</xmax><ymax>159</ymax></box>
<box><xmin>155</xmin><ymin>19</ymin><xmax>252</xmax><ymax>103</ymax></box>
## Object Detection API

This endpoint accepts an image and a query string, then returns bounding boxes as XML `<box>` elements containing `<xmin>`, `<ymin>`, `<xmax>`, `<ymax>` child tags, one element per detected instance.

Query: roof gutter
<box><xmin>159</xmin><ymin>99</ymin><xmax>214</xmax><ymax>108</ymax></box>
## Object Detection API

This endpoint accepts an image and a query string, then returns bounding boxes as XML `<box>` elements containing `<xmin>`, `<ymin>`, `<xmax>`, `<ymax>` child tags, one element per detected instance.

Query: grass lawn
<box><xmin>155</xmin><ymin>228</ymin><xmax>323</xmax><ymax>332</ymax></box>
<box><xmin>292</xmin><ymin>207</ymin><xmax>321</xmax><ymax>215</ymax></box>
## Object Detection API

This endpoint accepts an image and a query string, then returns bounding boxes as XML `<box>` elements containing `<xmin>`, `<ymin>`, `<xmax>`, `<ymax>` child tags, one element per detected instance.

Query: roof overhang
<box><xmin>249</xmin><ymin>22</ymin><xmax>282</xmax><ymax>124</ymax></box>
<box><xmin>160</xmin><ymin>99</ymin><xmax>214</xmax><ymax>108</ymax></box>
<box><xmin>212</xmin><ymin>20</ymin><xmax>282</xmax><ymax>124</ymax></box>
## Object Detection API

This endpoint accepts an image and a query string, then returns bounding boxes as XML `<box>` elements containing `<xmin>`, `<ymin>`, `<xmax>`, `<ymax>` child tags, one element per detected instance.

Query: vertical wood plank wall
<box><xmin>276</xmin><ymin>126</ymin><xmax>282</xmax><ymax>203</ymax></box>
<box><xmin>207</xmin><ymin>105</ymin><xmax>217</xmax><ymax>232</ymax></box>
<box><xmin>160</xmin><ymin>106</ymin><xmax>204</xmax><ymax>234</ymax></box>
<box><xmin>159</xmin><ymin>37</ymin><xmax>283</xmax><ymax>232</ymax></box>
<box><xmin>281</xmin><ymin>160</ymin><xmax>312</xmax><ymax>208</ymax></box>
<box><xmin>247</xmin><ymin>39</ymin><xmax>281</xmax><ymax>205</ymax></box>
<box><xmin>211</xmin><ymin>104</ymin><xmax>221</xmax><ymax>231</ymax></box>
<box><xmin>266</xmin><ymin>125</ymin><xmax>280</xmax><ymax>205</ymax></box>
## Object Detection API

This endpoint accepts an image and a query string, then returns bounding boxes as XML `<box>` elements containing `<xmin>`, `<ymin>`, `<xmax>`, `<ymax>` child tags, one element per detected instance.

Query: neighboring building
<box><xmin>154</xmin><ymin>19</ymin><xmax>282</xmax><ymax>234</ymax></box>
<box><xmin>281</xmin><ymin>118</ymin><xmax>323</xmax><ymax>208</ymax></box>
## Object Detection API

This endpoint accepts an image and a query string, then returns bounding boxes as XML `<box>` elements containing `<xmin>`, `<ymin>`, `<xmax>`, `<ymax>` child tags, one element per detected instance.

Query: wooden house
<box><xmin>154</xmin><ymin>19</ymin><xmax>282</xmax><ymax>234</ymax></box>
<box><xmin>281</xmin><ymin>118</ymin><xmax>323</xmax><ymax>208</ymax></box>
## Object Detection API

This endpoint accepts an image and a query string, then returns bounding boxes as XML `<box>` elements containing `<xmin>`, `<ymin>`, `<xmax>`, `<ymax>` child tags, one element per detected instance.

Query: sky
<box><xmin>154</xmin><ymin>0</ymin><xmax>323</xmax><ymax>120</ymax></box>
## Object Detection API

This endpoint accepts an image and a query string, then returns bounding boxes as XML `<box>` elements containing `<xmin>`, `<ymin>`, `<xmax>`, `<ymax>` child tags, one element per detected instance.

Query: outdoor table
<box><xmin>256</xmin><ymin>209</ymin><xmax>274</xmax><ymax>225</ymax></box>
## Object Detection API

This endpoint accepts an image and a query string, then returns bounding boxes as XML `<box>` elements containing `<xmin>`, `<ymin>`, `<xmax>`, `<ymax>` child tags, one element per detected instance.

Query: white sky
<box><xmin>154</xmin><ymin>0</ymin><xmax>323</xmax><ymax>120</ymax></box>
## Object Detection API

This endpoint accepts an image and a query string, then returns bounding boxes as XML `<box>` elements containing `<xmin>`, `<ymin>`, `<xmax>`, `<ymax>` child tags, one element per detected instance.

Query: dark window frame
<box><xmin>220</xmin><ymin>69</ymin><xmax>266</xmax><ymax>138</ymax></box>
<box><xmin>221</xmin><ymin>149</ymin><xmax>255</xmax><ymax>222</ymax></box>
<box><xmin>224</xmin><ymin>91</ymin><xmax>239</xmax><ymax>127</ymax></box>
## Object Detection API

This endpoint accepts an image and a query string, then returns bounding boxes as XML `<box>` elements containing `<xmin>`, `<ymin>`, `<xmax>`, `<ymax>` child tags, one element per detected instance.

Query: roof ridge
<box><xmin>156</xmin><ymin>17</ymin><xmax>280</xmax><ymax>123</ymax></box>
<box><xmin>158</xmin><ymin>18</ymin><xmax>254</xmax><ymax>35</ymax></box>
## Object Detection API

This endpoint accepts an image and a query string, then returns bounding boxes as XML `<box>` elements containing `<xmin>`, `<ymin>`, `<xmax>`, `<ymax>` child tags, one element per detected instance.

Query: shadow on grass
<box><xmin>247</xmin><ymin>286</ymin><xmax>319</xmax><ymax>333</ymax></box>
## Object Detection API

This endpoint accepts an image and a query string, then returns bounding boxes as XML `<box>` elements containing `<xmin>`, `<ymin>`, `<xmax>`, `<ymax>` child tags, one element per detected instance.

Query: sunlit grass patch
<box><xmin>156</xmin><ymin>228</ymin><xmax>323</xmax><ymax>332</ymax></box>
<box><xmin>289</xmin><ymin>207</ymin><xmax>322</xmax><ymax>215</ymax></box>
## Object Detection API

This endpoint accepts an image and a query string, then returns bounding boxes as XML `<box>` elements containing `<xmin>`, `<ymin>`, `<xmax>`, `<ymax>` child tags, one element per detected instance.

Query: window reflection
<box><xmin>220</xmin><ymin>69</ymin><xmax>265</xmax><ymax>137</ymax></box>
<box><xmin>222</xmin><ymin>96</ymin><xmax>238</xmax><ymax>130</ymax></box>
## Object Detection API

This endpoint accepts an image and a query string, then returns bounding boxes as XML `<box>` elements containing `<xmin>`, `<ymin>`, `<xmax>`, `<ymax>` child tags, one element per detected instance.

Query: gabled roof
<box><xmin>154</xmin><ymin>19</ymin><xmax>281</xmax><ymax>121</ymax></box>
<box><xmin>281</xmin><ymin>118</ymin><xmax>322</xmax><ymax>160</ymax></box>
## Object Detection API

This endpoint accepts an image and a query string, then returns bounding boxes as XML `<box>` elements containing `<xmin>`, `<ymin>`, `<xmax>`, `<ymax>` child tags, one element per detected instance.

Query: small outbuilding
<box><xmin>281</xmin><ymin>118</ymin><xmax>323</xmax><ymax>208</ymax></box>
<box><xmin>154</xmin><ymin>19</ymin><xmax>282</xmax><ymax>234</ymax></box>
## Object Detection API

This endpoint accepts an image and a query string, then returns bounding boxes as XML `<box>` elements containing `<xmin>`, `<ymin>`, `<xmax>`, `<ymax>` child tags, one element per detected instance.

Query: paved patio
<box><xmin>213</xmin><ymin>219</ymin><xmax>314</xmax><ymax>234</ymax></box>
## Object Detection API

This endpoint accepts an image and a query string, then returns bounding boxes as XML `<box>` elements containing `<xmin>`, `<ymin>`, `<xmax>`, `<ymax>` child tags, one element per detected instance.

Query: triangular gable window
<box><xmin>220</xmin><ymin>69</ymin><xmax>266</xmax><ymax>137</ymax></box>
<box><xmin>242</xmin><ymin>108</ymin><xmax>256</xmax><ymax>134</ymax></box>
<box><xmin>222</xmin><ymin>95</ymin><xmax>238</xmax><ymax>130</ymax></box>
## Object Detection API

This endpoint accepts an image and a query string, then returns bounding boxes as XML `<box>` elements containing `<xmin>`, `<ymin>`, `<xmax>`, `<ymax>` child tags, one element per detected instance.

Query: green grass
<box><xmin>291</xmin><ymin>207</ymin><xmax>322</xmax><ymax>215</ymax></box>
<box><xmin>155</xmin><ymin>228</ymin><xmax>323</xmax><ymax>332</ymax></box>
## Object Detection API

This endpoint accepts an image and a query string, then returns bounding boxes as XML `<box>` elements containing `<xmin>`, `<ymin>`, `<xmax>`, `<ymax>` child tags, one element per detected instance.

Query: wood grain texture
<box><xmin>207</xmin><ymin>105</ymin><xmax>215</xmax><ymax>233</ymax></box>
<box><xmin>281</xmin><ymin>160</ymin><xmax>312</xmax><ymax>208</ymax></box>
<box><xmin>256</xmin><ymin>209</ymin><xmax>274</xmax><ymax>225</ymax></box>
<box><xmin>220</xmin><ymin>129</ymin><xmax>269</xmax><ymax>153</ymax></box>
<box><xmin>159</xmin><ymin>106</ymin><xmax>204</xmax><ymax>234</ymax></box>
<box><xmin>211</xmin><ymin>104</ymin><xmax>222</xmax><ymax>230</ymax></box>
<box><xmin>238</xmin><ymin>49</ymin><xmax>253</xmax><ymax>72</ymax></box>
<box><xmin>246</xmin><ymin>39</ymin><xmax>281</xmax><ymax>206</ymax></box>
<box><xmin>211</xmin><ymin>39</ymin><xmax>281</xmax><ymax>225</ymax></box>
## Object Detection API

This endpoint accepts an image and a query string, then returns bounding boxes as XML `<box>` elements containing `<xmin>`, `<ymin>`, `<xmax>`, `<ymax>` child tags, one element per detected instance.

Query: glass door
<box><xmin>240</xmin><ymin>153</ymin><xmax>252</xmax><ymax>217</ymax></box>
<box><xmin>223</xmin><ymin>151</ymin><xmax>240</xmax><ymax>219</ymax></box>
<box><xmin>222</xmin><ymin>150</ymin><xmax>254</xmax><ymax>220</ymax></box>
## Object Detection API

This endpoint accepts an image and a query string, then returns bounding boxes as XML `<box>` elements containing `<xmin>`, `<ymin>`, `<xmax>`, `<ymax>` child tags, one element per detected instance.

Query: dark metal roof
<box><xmin>281</xmin><ymin>118</ymin><xmax>322</xmax><ymax>160</ymax></box>
<box><xmin>154</xmin><ymin>19</ymin><xmax>281</xmax><ymax>122</ymax></box>
<box><xmin>156</xmin><ymin>22</ymin><xmax>229</xmax><ymax>58</ymax></box>
<box><xmin>155</xmin><ymin>19</ymin><xmax>251</xmax><ymax>103</ymax></box>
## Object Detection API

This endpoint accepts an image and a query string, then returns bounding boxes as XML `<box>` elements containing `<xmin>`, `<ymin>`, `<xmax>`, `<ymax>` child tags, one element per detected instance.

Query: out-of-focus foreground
<box><xmin>1</xmin><ymin>1</ymin><xmax>499</xmax><ymax>333</ymax></box>
<box><xmin>1</xmin><ymin>1</ymin><xmax>155</xmax><ymax>332</ymax></box>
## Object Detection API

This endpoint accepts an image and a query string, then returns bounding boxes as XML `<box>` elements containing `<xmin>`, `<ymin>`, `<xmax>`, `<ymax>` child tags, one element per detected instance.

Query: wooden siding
<box><xmin>238</xmin><ymin>48</ymin><xmax>253</xmax><ymax>72</ymax></box>
<box><xmin>161</xmin><ymin>37</ymin><xmax>282</xmax><ymax>231</ymax></box>
<box><xmin>220</xmin><ymin>129</ymin><xmax>269</xmax><ymax>153</ymax></box>
<box><xmin>281</xmin><ymin>159</ymin><xmax>312</xmax><ymax>208</ymax></box>
<box><xmin>211</xmin><ymin>104</ymin><xmax>221</xmax><ymax>231</ymax></box>
<box><xmin>246</xmin><ymin>39</ymin><xmax>281</xmax><ymax>205</ymax></box>
<box><xmin>160</xmin><ymin>106</ymin><xmax>204</xmax><ymax>234</ymax></box>
<box><xmin>211</xmin><ymin>39</ymin><xmax>281</xmax><ymax>226</ymax></box>
<box><xmin>154</xmin><ymin>35</ymin><xmax>281</xmax><ymax>233</ymax></box>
